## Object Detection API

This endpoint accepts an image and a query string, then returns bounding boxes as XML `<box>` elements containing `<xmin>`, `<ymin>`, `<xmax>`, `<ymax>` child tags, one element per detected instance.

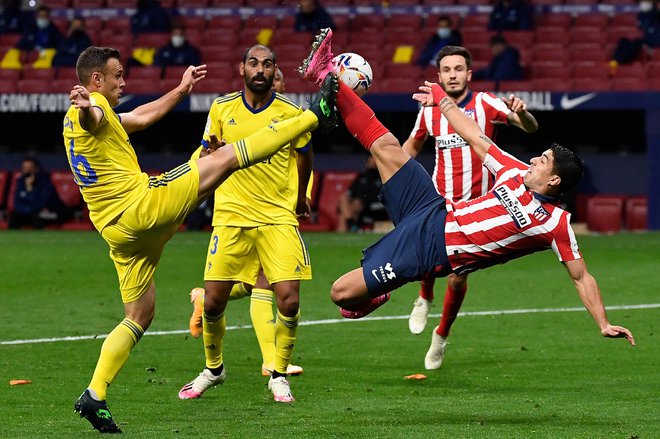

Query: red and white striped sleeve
<box><xmin>409</xmin><ymin>106</ymin><xmax>429</xmax><ymax>141</ymax></box>
<box><xmin>481</xmin><ymin>92</ymin><xmax>511</xmax><ymax>124</ymax></box>
<box><xmin>483</xmin><ymin>143</ymin><xmax>528</xmax><ymax>181</ymax></box>
<box><xmin>551</xmin><ymin>213</ymin><xmax>582</xmax><ymax>262</ymax></box>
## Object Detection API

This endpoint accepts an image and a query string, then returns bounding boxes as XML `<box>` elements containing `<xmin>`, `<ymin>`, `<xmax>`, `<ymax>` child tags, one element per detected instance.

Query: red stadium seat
<box><xmin>348</xmin><ymin>31</ymin><xmax>384</xmax><ymax>46</ymax></box>
<box><xmin>384</xmin><ymin>63</ymin><xmax>422</xmax><ymax>80</ymax></box>
<box><xmin>573</xmin><ymin>64</ymin><xmax>609</xmax><ymax>79</ymax></box>
<box><xmin>607</xmin><ymin>26</ymin><xmax>643</xmax><ymax>44</ymax></box>
<box><xmin>208</xmin><ymin>16</ymin><xmax>242</xmax><ymax>31</ymax></box>
<box><xmin>133</xmin><ymin>33</ymin><xmax>169</xmax><ymax>48</ymax></box>
<box><xmin>177</xmin><ymin>16</ymin><xmax>208</xmax><ymax>32</ymax></box>
<box><xmin>572</xmin><ymin>77</ymin><xmax>611</xmax><ymax>91</ymax></box>
<box><xmin>461</xmin><ymin>14</ymin><xmax>489</xmax><ymax>28</ymax></box>
<box><xmin>243</xmin><ymin>16</ymin><xmax>277</xmax><ymax>30</ymax></box>
<box><xmin>570</xmin><ymin>27</ymin><xmax>606</xmax><ymax>45</ymax></box>
<box><xmin>21</xmin><ymin>68</ymin><xmax>56</xmax><ymax>81</ymax></box>
<box><xmin>648</xmin><ymin>77</ymin><xmax>660</xmax><ymax>90</ymax></box>
<box><xmin>379</xmin><ymin>77</ymin><xmax>421</xmax><ymax>93</ymax></box>
<box><xmin>51</xmin><ymin>171</ymin><xmax>82</xmax><ymax>209</ymax></box>
<box><xmin>52</xmin><ymin>80</ymin><xmax>74</xmax><ymax>93</ymax></box>
<box><xmin>203</xmin><ymin>29</ymin><xmax>239</xmax><ymax>47</ymax></box>
<box><xmin>573</xmin><ymin>13</ymin><xmax>610</xmax><ymax>29</ymax></box>
<box><xmin>72</xmin><ymin>0</ymin><xmax>104</xmax><ymax>7</ymax></box>
<box><xmin>532</xmin><ymin>78</ymin><xmax>570</xmax><ymax>91</ymax></box>
<box><xmin>614</xmin><ymin>62</ymin><xmax>647</xmax><ymax>79</ymax></box>
<box><xmin>387</xmin><ymin>14</ymin><xmax>423</xmax><ymax>30</ymax></box>
<box><xmin>536</xmin><ymin>13</ymin><xmax>572</xmax><ymax>29</ymax></box>
<box><xmin>565</xmin><ymin>0</ymin><xmax>598</xmax><ymax>4</ymax></box>
<box><xmin>586</xmin><ymin>195</ymin><xmax>624</xmax><ymax>233</ymax></box>
<box><xmin>469</xmin><ymin>80</ymin><xmax>497</xmax><ymax>92</ymax></box>
<box><xmin>0</xmin><ymin>81</ymin><xmax>17</xmax><ymax>94</ymax></box>
<box><xmin>498</xmin><ymin>80</ymin><xmax>533</xmax><ymax>92</ymax></box>
<box><xmin>332</xmin><ymin>14</ymin><xmax>352</xmax><ymax>32</ymax></box>
<box><xmin>534</xmin><ymin>27</ymin><xmax>570</xmax><ymax>46</ymax></box>
<box><xmin>103</xmin><ymin>16</ymin><xmax>131</xmax><ymax>33</ymax></box>
<box><xmin>501</xmin><ymin>30</ymin><xmax>534</xmax><ymax>47</ymax></box>
<box><xmin>351</xmin><ymin>15</ymin><xmax>386</xmax><ymax>31</ymax></box>
<box><xmin>127</xmin><ymin>65</ymin><xmax>162</xmax><ymax>81</ymax></box>
<box><xmin>0</xmin><ymin>170</ymin><xmax>8</xmax><ymax>210</ymax></box>
<box><xmin>569</xmin><ymin>45</ymin><xmax>608</xmax><ymax>63</ymax></box>
<box><xmin>610</xmin><ymin>78</ymin><xmax>646</xmax><ymax>91</ymax></box>
<box><xmin>106</xmin><ymin>0</ymin><xmax>137</xmax><ymax>6</ymax></box>
<box><xmin>530</xmin><ymin>65</ymin><xmax>570</xmax><ymax>80</ymax></box>
<box><xmin>17</xmin><ymin>80</ymin><xmax>48</xmax><ymax>94</ymax></box>
<box><xmin>0</xmin><ymin>69</ymin><xmax>20</xmax><ymax>82</ymax></box>
<box><xmin>610</xmin><ymin>13</ymin><xmax>638</xmax><ymax>28</ymax></box>
<box><xmin>533</xmin><ymin>48</ymin><xmax>569</xmax><ymax>63</ymax></box>
<box><xmin>315</xmin><ymin>171</ymin><xmax>358</xmax><ymax>231</ymax></box>
<box><xmin>625</xmin><ymin>197</ymin><xmax>648</xmax><ymax>231</ymax></box>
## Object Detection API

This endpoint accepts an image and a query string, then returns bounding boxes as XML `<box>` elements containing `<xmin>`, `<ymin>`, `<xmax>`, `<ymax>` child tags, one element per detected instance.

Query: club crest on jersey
<box><xmin>463</xmin><ymin>109</ymin><xmax>475</xmax><ymax>118</ymax></box>
<box><xmin>494</xmin><ymin>185</ymin><xmax>531</xmax><ymax>228</ymax></box>
<box><xmin>436</xmin><ymin>133</ymin><xmax>468</xmax><ymax>150</ymax></box>
<box><xmin>533</xmin><ymin>205</ymin><xmax>550</xmax><ymax>222</ymax></box>
<box><xmin>371</xmin><ymin>262</ymin><xmax>396</xmax><ymax>283</ymax></box>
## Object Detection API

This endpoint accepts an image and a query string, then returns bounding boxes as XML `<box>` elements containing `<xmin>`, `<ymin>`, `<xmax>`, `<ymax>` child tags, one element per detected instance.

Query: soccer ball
<box><xmin>332</xmin><ymin>52</ymin><xmax>373</xmax><ymax>96</ymax></box>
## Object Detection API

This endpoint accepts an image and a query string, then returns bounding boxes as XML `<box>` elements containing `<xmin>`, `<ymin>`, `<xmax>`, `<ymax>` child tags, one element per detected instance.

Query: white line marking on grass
<box><xmin>2</xmin><ymin>303</ymin><xmax>658</xmax><ymax>346</ymax></box>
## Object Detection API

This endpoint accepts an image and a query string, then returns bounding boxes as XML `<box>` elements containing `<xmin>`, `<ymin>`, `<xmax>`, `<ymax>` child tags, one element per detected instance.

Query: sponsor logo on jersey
<box><xmin>494</xmin><ymin>185</ymin><xmax>531</xmax><ymax>228</ymax></box>
<box><xmin>294</xmin><ymin>265</ymin><xmax>301</xmax><ymax>273</ymax></box>
<box><xmin>371</xmin><ymin>262</ymin><xmax>397</xmax><ymax>283</ymax></box>
<box><xmin>227</xmin><ymin>118</ymin><xmax>236</xmax><ymax>125</ymax></box>
<box><xmin>436</xmin><ymin>132</ymin><xmax>468</xmax><ymax>150</ymax></box>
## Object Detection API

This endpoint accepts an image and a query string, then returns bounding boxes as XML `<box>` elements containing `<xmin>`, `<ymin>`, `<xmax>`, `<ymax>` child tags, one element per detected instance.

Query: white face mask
<box><xmin>171</xmin><ymin>35</ymin><xmax>184</xmax><ymax>47</ymax></box>
<box><xmin>639</xmin><ymin>1</ymin><xmax>654</xmax><ymax>12</ymax></box>
<box><xmin>36</xmin><ymin>18</ymin><xmax>49</xmax><ymax>29</ymax></box>
<box><xmin>437</xmin><ymin>28</ymin><xmax>451</xmax><ymax>39</ymax></box>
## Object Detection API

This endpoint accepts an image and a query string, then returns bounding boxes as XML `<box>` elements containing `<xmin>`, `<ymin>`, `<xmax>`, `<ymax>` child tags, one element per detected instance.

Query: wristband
<box><xmin>431</xmin><ymin>83</ymin><xmax>448</xmax><ymax>106</ymax></box>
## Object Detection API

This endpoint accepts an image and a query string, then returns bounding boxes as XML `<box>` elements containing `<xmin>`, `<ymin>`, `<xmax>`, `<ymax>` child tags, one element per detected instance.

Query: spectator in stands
<box><xmin>154</xmin><ymin>24</ymin><xmax>201</xmax><ymax>69</ymax></box>
<box><xmin>8</xmin><ymin>157</ymin><xmax>67</xmax><ymax>229</ymax></box>
<box><xmin>294</xmin><ymin>0</ymin><xmax>335</xmax><ymax>33</ymax></box>
<box><xmin>15</xmin><ymin>5</ymin><xmax>62</xmax><ymax>61</ymax></box>
<box><xmin>130</xmin><ymin>0</ymin><xmax>171</xmax><ymax>35</ymax></box>
<box><xmin>488</xmin><ymin>0</ymin><xmax>534</xmax><ymax>31</ymax></box>
<box><xmin>273</xmin><ymin>67</ymin><xmax>285</xmax><ymax>93</ymax></box>
<box><xmin>416</xmin><ymin>16</ymin><xmax>462</xmax><ymax>67</ymax></box>
<box><xmin>472</xmin><ymin>34</ymin><xmax>524</xmax><ymax>82</ymax></box>
<box><xmin>337</xmin><ymin>156</ymin><xmax>389</xmax><ymax>232</ymax></box>
<box><xmin>0</xmin><ymin>0</ymin><xmax>30</xmax><ymax>34</ymax></box>
<box><xmin>52</xmin><ymin>17</ymin><xmax>92</xmax><ymax>68</ymax></box>
<box><xmin>611</xmin><ymin>0</ymin><xmax>660</xmax><ymax>66</ymax></box>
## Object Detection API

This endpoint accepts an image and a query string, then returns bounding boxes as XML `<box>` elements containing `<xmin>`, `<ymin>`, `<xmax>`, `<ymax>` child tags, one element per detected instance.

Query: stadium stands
<box><xmin>586</xmin><ymin>195</ymin><xmax>625</xmax><ymax>233</ymax></box>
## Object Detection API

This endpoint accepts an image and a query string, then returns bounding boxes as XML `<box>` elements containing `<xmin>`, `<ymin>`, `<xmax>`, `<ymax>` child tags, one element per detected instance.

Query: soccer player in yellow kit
<box><xmin>63</xmin><ymin>46</ymin><xmax>338</xmax><ymax>432</ymax></box>
<box><xmin>187</xmin><ymin>66</ymin><xmax>305</xmax><ymax>378</ymax></box>
<box><xmin>178</xmin><ymin>46</ymin><xmax>312</xmax><ymax>403</ymax></box>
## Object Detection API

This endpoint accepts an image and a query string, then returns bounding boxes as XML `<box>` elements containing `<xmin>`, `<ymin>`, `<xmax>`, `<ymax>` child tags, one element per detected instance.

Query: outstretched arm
<box><xmin>502</xmin><ymin>94</ymin><xmax>538</xmax><ymax>133</ymax></box>
<box><xmin>120</xmin><ymin>64</ymin><xmax>207</xmax><ymax>134</ymax></box>
<box><xmin>413</xmin><ymin>81</ymin><xmax>492</xmax><ymax>162</ymax></box>
<box><xmin>70</xmin><ymin>85</ymin><xmax>103</xmax><ymax>132</ymax></box>
<box><xmin>564</xmin><ymin>259</ymin><xmax>635</xmax><ymax>346</ymax></box>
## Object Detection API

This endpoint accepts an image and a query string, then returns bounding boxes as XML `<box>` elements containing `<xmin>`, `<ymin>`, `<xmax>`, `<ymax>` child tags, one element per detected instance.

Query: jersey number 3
<box><xmin>68</xmin><ymin>139</ymin><xmax>98</xmax><ymax>186</ymax></box>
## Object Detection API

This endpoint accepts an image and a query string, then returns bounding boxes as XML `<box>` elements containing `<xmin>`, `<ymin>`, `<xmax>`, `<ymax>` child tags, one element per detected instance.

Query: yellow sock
<box><xmin>274</xmin><ymin>309</ymin><xmax>300</xmax><ymax>375</ymax></box>
<box><xmin>250</xmin><ymin>288</ymin><xmax>276</xmax><ymax>370</ymax></box>
<box><xmin>233</xmin><ymin>111</ymin><xmax>318</xmax><ymax>168</ymax></box>
<box><xmin>88</xmin><ymin>318</ymin><xmax>143</xmax><ymax>401</ymax></box>
<box><xmin>203</xmin><ymin>312</ymin><xmax>226</xmax><ymax>369</ymax></box>
<box><xmin>228</xmin><ymin>283</ymin><xmax>251</xmax><ymax>301</ymax></box>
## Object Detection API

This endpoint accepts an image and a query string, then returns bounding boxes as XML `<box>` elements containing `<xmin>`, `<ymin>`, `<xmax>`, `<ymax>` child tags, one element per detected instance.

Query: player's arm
<box><xmin>564</xmin><ymin>259</ymin><xmax>635</xmax><ymax>346</ymax></box>
<box><xmin>296</xmin><ymin>146</ymin><xmax>313</xmax><ymax>218</ymax></box>
<box><xmin>502</xmin><ymin>94</ymin><xmax>538</xmax><ymax>133</ymax></box>
<box><xmin>119</xmin><ymin>64</ymin><xmax>207</xmax><ymax>134</ymax></box>
<box><xmin>402</xmin><ymin>136</ymin><xmax>426</xmax><ymax>158</ymax></box>
<box><xmin>413</xmin><ymin>81</ymin><xmax>491</xmax><ymax>162</ymax></box>
<box><xmin>70</xmin><ymin>85</ymin><xmax>103</xmax><ymax>132</ymax></box>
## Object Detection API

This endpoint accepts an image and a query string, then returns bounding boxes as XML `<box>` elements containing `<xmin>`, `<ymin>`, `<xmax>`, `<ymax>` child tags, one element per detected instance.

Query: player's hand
<box><xmin>601</xmin><ymin>324</ymin><xmax>636</xmax><ymax>346</ymax></box>
<box><xmin>204</xmin><ymin>134</ymin><xmax>226</xmax><ymax>155</ymax></box>
<box><xmin>70</xmin><ymin>85</ymin><xmax>91</xmax><ymax>109</ymax></box>
<box><xmin>502</xmin><ymin>94</ymin><xmax>527</xmax><ymax>114</ymax></box>
<box><xmin>412</xmin><ymin>81</ymin><xmax>446</xmax><ymax>107</ymax></box>
<box><xmin>296</xmin><ymin>197</ymin><xmax>311</xmax><ymax>218</ymax></box>
<box><xmin>180</xmin><ymin>64</ymin><xmax>207</xmax><ymax>94</ymax></box>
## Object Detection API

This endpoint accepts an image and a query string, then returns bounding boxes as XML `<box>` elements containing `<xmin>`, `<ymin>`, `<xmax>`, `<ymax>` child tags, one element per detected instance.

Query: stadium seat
<box><xmin>536</xmin><ymin>13</ymin><xmax>572</xmax><ymax>29</ymax></box>
<box><xmin>610</xmin><ymin>78</ymin><xmax>646</xmax><ymax>91</ymax></box>
<box><xmin>0</xmin><ymin>68</ymin><xmax>20</xmax><ymax>82</ymax></box>
<box><xmin>103</xmin><ymin>16</ymin><xmax>131</xmax><ymax>33</ymax></box>
<box><xmin>573</xmin><ymin>13</ymin><xmax>609</xmax><ymax>29</ymax></box>
<box><xmin>533</xmin><ymin>48</ymin><xmax>569</xmax><ymax>63</ymax></box>
<box><xmin>469</xmin><ymin>80</ymin><xmax>497</xmax><ymax>92</ymax></box>
<box><xmin>127</xmin><ymin>65</ymin><xmax>162</xmax><ymax>81</ymax></box>
<box><xmin>565</xmin><ymin>0</ymin><xmax>598</xmax><ymax>4</ymax></box>
<box><xmin>52</xmin><ymin>80</ymin><xmax>73</xmax><ymax>93</ymax></box>
<box><xmin>0</xmin><ymin>170</ymin><xmax>8</xmax><ymax>209</ymax></box>
<box><xmin>530</xmin><ymin>65</ymin><xmax>570</xmax><ymax>80</ymax></box>
<box><xmin>21</xmin><ymin>68</ymin><xmax>56</xmax><ymax>81</ymax></box>
<box><xmin>532</xmin><ymin>78</ymin><xmax>570</xmax><ymax>91</ymax></box>
<box><xmin>351</xmin><ymin>15</ymin><xmax>386</xmax><ymax>31</ymax></box>
<box><xmin>0</xmin><ymin>81</ymin><xmax>17</xmax><ymax>94</ymax></box>
<box><xmin>572</xmin><ymin>78</ymin><xmax>611</xmax><ymax>91</ymax></box>
<box><xmin>534</xmin><ymin>27</ymin><xmax>570</xmax><ymax>46</ymax></box>
<box><xmin>349</xmin><ymin>31</ymin><xmax>384</xmax><ymax>46</ymax></box>
<box><xmin>614</xmin><ymin>63</ymin><xmax>647</xmax><ymax>80</ymax></box>
<box><xmin>200</xmin><ymin>47</ymin><xmax>236</xmax><ymax>63</ymax></box>
<box><xmin>243</xmin><ymin>16</ymin><xmax>277</xmax><ymax>30</ymax></box>
<box><xmin>534</xmin><ymin>0</ymin><xmax>564</xmax><ymax>5</ymax></box>
<box><xmin>625</xmin><ymin>197</ymin><xmax>648</xmax><ymax>231</ymax></box>
<box><xmin>461</xmin><ymin>14</ymin><xmax>490</xmax><ymax>28</ymax></box>
<box><xmin>203</xmin><ymin>29</ymin><xmax>239</xmax><ymax>47</ymax></box>
<box><xmin>72</xmin><ymin>0</ymin><xmax>104</xmax><ymax>7</ymax></box>
<box><xmin>570</xmin><ymin>27</ymin><xmax>606</xmax><ymax>45</ymax></box>
<box><xmin>387</xmin><ymin>14</ymin><xmax>423</xmax><ymax>30</ymax></box>
<box><xmin>51</xmin><ymin>171</ymin><xmax>82</xmax><ymax>209</ymax></box>
<box><xmin>133</xmin><ymin>33</ymin><xmax>169</xmax><ymax>48</ymax></box>
<box><xmin>586</xmin><ymin>195</ymin><xmax>624</xmax><ymax>233</ymax></box>
<box><xmin>609</xmin><ymin>13</ymin><xmax>638</xmax><ymax>28</ymax></box>
<box><xmin>106</xmin><ymin>0</ymin><xmax>137</xmax><ymax>6</ymax></box>
<box><xmin>384</xmin><ymin>63</ymin><xmax>422</xmax><ymax>80</ymax></box>
<box><xmin>501</xmin><ymin>30</ymin><xmax>534</xmax><ymax>47</ymax></box>
<box><xmin>208</xmin><ymin>16</ymin><xmax>242</xmax><ymax>31</ymax></box>
<box><xmin>17</xmin><ymin>80</ymin><xmax>48</xmax><ymax>94</ymax></box>
<box><xmin>607</xmin><ymin>26</ymin><xmax>643</xmax><ymax>44</ymax></box>
<box><xmin>498</xmin><ymin>80</ymin><xmax>533</xmax><ymax>92</ymax></box>
<box><xmin>332</xmin><ymin>15</ymin><xmax>352</xmax><ymax>32</ymax></box>
<box><xmin>573</xmin><ymin>64</ymin><xmax>609</xmax><ymax>79</ymax></box>
<box><xmin>379</xmin><ymin>77</ymin><xmax>421</xmax><ymax>93</ymax></box>
<box><xmin>315</xmin><ymin>171</ymin><xmax>358</xmax><ymax>231</ymax></box>
<box><xmin>569</xmin><ymin>45</ymin><xmax>608</xmax><ymax>63</ymax></box>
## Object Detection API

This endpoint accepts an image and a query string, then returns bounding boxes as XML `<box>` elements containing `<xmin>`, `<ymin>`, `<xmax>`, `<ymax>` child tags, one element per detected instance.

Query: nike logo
<box><xmin>371</xmin><ymin>269</ymin><xmax>381</xmax><ymax>283</ymax></box>
<box><xmin>560</xmin><ymin>92</ymin><xmax>596</xmax><ymax>110</ymax></box>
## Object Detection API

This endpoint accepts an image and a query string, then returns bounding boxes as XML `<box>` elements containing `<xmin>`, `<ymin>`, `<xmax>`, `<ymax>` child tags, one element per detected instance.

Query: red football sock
<box><xmin>336</xmin><ymin>82</ymin><xmax>390</xmax><ymax>150</ymax></box>
<box><xmin>436</xmin><ymin>283</ymin><xmax>468</xmax><ymax>337</ymax></box>
<box><xmin>419</xmin><ymin>276</ymin><xmax>435</xmax><ymax>302</ymax></box>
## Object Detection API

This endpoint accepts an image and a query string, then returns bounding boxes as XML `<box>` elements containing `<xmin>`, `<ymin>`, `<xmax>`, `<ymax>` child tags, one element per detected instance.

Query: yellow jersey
<box><xmin>63</xmin><ymin>92</ymin><xmax>147</xmax><ymax>231</ymax></box>
<box><xmin>202</xmin><ymin>91</ymin><xmax>312</xmax><ymax>227</ymax></box>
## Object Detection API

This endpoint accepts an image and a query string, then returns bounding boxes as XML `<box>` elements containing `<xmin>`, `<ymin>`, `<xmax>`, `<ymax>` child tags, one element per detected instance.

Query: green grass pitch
<box><xmin>0</xmin><ymin>230</ymin><xmax>658</xmax><ymax>438</ymax></box>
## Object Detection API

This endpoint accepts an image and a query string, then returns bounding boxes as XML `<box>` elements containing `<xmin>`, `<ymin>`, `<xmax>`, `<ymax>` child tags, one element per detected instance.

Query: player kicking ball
<box><xmin>298</xmin><ymin>29</ymin><xmax>635</xmax><ymax>361</ymax></box>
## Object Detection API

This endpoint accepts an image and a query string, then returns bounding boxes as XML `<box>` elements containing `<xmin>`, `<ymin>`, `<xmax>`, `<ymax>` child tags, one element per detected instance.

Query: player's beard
<box><xmin>442</xmin><ymin>81</ymin><xmax>467</xmax><ymax>100</ymax></box>
<box><xmin>246</xmin><ymin>73</ymin><xmax>274</xmax><ymax>94</ymax></box>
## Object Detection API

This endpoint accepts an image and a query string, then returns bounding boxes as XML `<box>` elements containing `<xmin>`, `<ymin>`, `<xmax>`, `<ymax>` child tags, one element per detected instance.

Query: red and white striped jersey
<box><xmin>409</xmin><ymin>90</ymin><xmax>511</xmax><ymax>202</ymax></box>
<box><xmin>444</xmin><ymin>145</ymin><xmax>582</xmax><ymax>275</ymax></box>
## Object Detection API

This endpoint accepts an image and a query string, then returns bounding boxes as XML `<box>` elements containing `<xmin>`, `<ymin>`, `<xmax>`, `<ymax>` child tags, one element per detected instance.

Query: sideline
<box><xmin>2</xmin><ymin>303</ymin><xmax>658</xmax><ymax>346</ymax></box>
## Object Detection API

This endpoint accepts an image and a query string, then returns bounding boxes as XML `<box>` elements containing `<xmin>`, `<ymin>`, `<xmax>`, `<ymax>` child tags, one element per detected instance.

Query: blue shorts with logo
<box><xmin>361</xmin><ymin>158</ymin><xmax>451</xmax><ymax>296</ymax></box>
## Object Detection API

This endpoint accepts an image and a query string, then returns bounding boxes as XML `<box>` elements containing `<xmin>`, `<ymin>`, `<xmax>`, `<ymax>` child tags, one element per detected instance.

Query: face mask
<box><xmin>639</xmin><ymin>1</ymin><xmax>653</xmax><ymax>12</ymax></box>
<box><xmin>171</xmin><ymin>35</ymin><xmax>184</xmax><ymax>47</ymax></box>
<box><xmin>36</xmin><ymin>18</ymin><xmax>49</xmax><ymax>29</ymax></box>
<box><xmin>437</xmin><ymin>28</ymin><xmax>451</xmax><ymax>39</ymax></box>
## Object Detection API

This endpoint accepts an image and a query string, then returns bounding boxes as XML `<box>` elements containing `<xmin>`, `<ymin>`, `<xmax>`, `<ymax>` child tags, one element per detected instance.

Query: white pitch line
<box><xmin>2</xmin><ymin>303</ymin><xmax>658</xmax><ymax>346</ymax></box>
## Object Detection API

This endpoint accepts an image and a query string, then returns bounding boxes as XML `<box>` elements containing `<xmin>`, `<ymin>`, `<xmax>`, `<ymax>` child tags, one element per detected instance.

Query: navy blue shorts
<box><xmin>361</xmin><ymin>159</ymin><xmax>451</xmax><ymax>296</ymax></box>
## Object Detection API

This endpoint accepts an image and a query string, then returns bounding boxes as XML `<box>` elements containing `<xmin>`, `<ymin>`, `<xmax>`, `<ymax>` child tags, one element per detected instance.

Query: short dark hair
<box><xmin>436</xmin><ymin>45</ymin><xmax>472</xmax><ymax>69</ymax></box>
<box><xmin>242</xmin><ymin>45</ymin><xmax>277</xmax><ymax>65</ymax></box>
<box><xmin>550</xmin><ymin>143</ymin><xmax>584</xmax><ymax>193</ymax></box>
<box><xmin>490</xmin><ymin>34</ymin><xmax>507</xmax><ymax>46</ymax></box>
<box><xmin>76</xmin><ymin>46</ymin><xmax>121</xmax><ymax>85</ymax></box>
<box><xmin>437</xmin><ymin>15</ymin><xmax>453</xmax><ymax>25</ymax></box>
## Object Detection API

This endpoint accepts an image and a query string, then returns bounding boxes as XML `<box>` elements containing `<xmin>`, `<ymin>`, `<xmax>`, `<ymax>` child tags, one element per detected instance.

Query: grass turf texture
<box><xmin>0</xmin><ymin>230</ymin><xmax>658</xmax><ymax>438</ymax></box>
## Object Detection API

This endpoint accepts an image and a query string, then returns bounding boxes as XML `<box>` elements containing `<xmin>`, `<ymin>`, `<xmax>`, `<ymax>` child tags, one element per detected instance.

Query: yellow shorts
<box><xmin>101</xmin><ymin>161</ymin><xmax>200</xmax><ymax>303</ymax></box>
<box><xmin>204</xmin><ymin>224</ymin><xmax>312</xmax><ymax>284</ymax></box>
